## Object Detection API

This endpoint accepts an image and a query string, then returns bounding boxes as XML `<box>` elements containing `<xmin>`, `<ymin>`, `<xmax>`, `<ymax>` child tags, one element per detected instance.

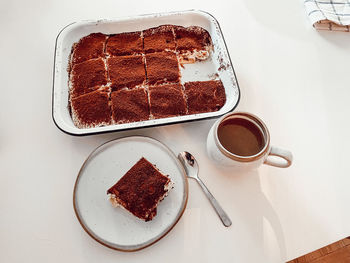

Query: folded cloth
<box><xmin>304</xmin><ymin>0</ymin><xmax>350</xmax><ymax>31</ymax></box>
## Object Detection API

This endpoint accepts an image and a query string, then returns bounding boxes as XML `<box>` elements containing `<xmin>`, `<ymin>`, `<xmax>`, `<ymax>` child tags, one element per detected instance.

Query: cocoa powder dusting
<box><xmin>107</xmin><ymin>157</ymin><xmax>171</xmax><ymax>221</ymax></box>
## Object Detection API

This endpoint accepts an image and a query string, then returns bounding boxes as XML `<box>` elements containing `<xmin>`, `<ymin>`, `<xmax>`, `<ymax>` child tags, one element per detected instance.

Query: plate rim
<box><xmin>72</xmin><ymin>135</ymin><xmax>189</xmax><ymax>252</ymax></box>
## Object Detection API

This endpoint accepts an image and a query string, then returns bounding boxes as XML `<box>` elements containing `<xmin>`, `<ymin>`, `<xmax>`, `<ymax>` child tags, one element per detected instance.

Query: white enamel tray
<box><xmin>53</xmin><ymin>10</ymin><xmax>240</xmax><ymax>136</ymax></box>
<box><xmin>73</xmin><ymin>136</ymin><xmax>188</xmax><ymax>251</ymax></box>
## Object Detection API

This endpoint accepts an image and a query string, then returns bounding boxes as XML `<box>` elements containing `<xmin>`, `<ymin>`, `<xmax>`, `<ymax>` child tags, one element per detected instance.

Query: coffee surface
<box><xmin>218</xmin><ymin>118</ymin><xmax>265</xmax><ymax>156</ymax></box>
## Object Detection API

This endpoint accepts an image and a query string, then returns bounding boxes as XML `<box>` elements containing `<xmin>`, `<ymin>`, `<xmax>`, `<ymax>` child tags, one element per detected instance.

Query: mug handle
<box><xmin>264</xmin><ymin>146</ymin><xmax>293</xmax><ymax>168</ymax></box>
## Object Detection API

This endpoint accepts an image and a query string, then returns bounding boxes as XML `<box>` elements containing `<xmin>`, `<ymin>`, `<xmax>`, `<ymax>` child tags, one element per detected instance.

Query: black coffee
<box><xmin>217</xmin><ymin>117</ymin><xmax>265</xmax><ymax>156</ymax></box>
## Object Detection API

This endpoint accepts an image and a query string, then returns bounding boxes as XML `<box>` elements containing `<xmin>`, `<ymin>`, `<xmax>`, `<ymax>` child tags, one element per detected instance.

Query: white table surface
<box><xmin>1</xmin><ymin>0</ymin><xmax>350</xmax><ymax>262</ymax></box>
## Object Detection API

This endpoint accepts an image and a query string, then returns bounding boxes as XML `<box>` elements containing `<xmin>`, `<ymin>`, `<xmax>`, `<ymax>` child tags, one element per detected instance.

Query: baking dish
<box><xmin>52</xmin><ymin>10</ymin><xmax>240</xmax><ymax>136</ymax></box>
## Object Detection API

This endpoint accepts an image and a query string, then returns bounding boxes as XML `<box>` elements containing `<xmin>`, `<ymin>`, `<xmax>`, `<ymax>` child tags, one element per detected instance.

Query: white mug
<box><xmin>207</xmin><ymin>112</ymin><xmax>293</xmax><ymax>169</ymax></box>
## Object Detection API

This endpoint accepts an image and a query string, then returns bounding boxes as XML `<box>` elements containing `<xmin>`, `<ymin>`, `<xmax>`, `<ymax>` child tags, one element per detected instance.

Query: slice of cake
<box><xmin>106</xmin><ymin>32</ymin><xmax>143</xmax><ymax>56</ymax></box>
<box><xmin>184</xmin><ymin>80</ymin><xmax>226</xmax><ymax>114</ymax></box>
<box><xmin>143</xmin><ymin>25</ymin><xmax>176</xmax><ymax>53</ymax></box>
<box><xmin>107</xmin><ymin>55</ymin><xmax>146</xmax><ymax>91</ymax></box>
<box><xmin>145</xmin><ymin>51</ymin><xmax>180</xmax><ymax>85</ymax></box>
<box><xmin>174</xmin><ymin>26</ymin><xmax>212</xmax><ymax>64</ymax></box>
<box><xmin>107</xmin><ymin>157</ymin><xmax>173</xmax><ymax>221</ymax></box>
<box><xmin>70</xmin><ymin>58</ymin><xmax>108</xmax><ymax>98</ymax></box>
<box><xmin>149</xmin><ymin>84</ymin><xmax>187</xmax><ymax>118</ymax></box>
<box><xmin>70</xmin><ymin>89</ymin><xmax>111</xmax><ymax>128</ymax></box>
<box><xmin>70</xmin><ymin>33</ymin><xmax>107</xmax><ymax>65</ymax></box>
<box><xmin>111</xmin><ymin>88</ymin><xmax>150</xmax><ymax>123</ymax></box>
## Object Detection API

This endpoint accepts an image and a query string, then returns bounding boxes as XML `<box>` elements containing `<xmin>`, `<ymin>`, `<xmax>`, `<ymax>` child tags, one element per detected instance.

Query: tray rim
<box><xmin>52</xmin><ymin>9</ymin><xmax>241</xmax><ymax>136</ymax></box>
<box><xmin>72</xmin><ymin>135</ymin><xmax>189</xmax><ymax>251</ymax></box>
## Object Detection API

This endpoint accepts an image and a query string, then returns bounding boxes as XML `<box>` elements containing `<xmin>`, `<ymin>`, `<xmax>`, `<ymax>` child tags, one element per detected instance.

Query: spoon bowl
<box><xmin>178</xmin><ymin>151</ymin><xmax>199</xmax><ymax>179</ymax></box>
<box><xmin>178</xmin><ymin>151</ymin><xmax>232</xmax><ymax>227</ymax></box>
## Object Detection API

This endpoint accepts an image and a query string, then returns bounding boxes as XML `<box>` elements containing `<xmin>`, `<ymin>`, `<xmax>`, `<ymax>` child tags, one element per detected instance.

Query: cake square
<box><xmin>106</xmin><ymin>32</ymin><xmax>143</xmax><ymax>56</ymax></box>
<box><xmin>111</xmin><ymin>88</ymin><xmax>150</xmax><ymax>123</ymax></box>
<box><xmin>149</xmin><ymin>84</ymin><xmax>187</xmax><ymax>118</ymax></box>
<box><xmin>70</xmin><ymin>58</ymin><xmax>108</xmax><ymax>98</ymax></box>
<box><xmin>174</xmin><ymin>26</ymin><xmax>212</xmax><ymax>63</ymax></box>
<box><xmin>107</xmin><ymin>55</ymin><xmax>146</xmax><ymax>91</ymax></box>
<box><xmin>107</xmin><ymin>157</ymin><xmax>173</xmax><ymax>221</ymax></box>
<box><xmin>184</xmin><ymin>80</ymin><xmax>226</xmax><ymax>114</ymax></box>
<box><xmin>70</xmin><ymin>89</ymin><xmax>111</xmax><ymax>128</ymax></box>
<box><xmin>174</xmin><ymin>26</ymin><xmax>211</xmax><ymax>51</ymax></box>
<box><xmin>145</xmin><ymin>52</ymin><xmax>180</xmax><ymax>85</ymax></box>
<box><xmin>71</xmin><ymin>33</ymin><xmax>107</xmax><ymax>64</ymax></box>
<box><xmin>143</xmin><ymin>25</ymin><xmax>176</xmax><ymax>53</ymax></box>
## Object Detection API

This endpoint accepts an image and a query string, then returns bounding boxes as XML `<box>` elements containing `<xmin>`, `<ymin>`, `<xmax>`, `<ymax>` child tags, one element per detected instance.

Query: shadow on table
<box><xmin>313</xmin><ymin>30</ymin><xmax>350</xmax><ymax>49</ymax></box>
<box><xmin>243</xmin><ymin>0</ymin><xmax>350</xmax><ymax>49</ymax></box>
<box><xmin>211</xmin><ymin>164</ymin><xmax>288</xmax><ymax>262</ymax></box>
<box><xmin>242</xmin><ymin>0</ymin><xmax>307</xmax><ymax>39</ymax></box>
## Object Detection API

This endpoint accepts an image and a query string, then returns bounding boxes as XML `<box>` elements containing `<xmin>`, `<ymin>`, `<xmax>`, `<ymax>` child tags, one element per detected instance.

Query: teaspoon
<box><xmin>178</xmin><ymin>151</ymin><xmax>232</xmax><ymax>227</ymax></box>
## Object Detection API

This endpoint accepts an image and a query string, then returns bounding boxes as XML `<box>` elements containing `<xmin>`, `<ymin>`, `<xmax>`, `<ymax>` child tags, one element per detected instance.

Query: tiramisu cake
<box><xmin>107</xmin><ymin>157</ymin><xmax>173</xmax><ymax>221</ymax></box>
<box><xmin>68</xmin><ymin>25</ymin><xmax>225</xmax><ymax>129</ymax></box>
<box><xmin>145</xmin><ymin>51</ymin><xmax>180</xmax><ymax>85</ymax></box>
<box><xmin>184</xmin><ymin>80</ymin><xmax>226</xmax><ymax>114</ymax></box>
<box><xmin>107</xmin><ymin>55</ymin><xmax>146</xmax><ymax>91</ymax></box>
<box><xmin>106</xmin><ymin>32</ymin><xmax>143</xmax><ymax>56</ymax></box>
<box><xmin>148</xmin><ymin>84</ymin><xmax>187</xmax><ymax>118</ymax></box>
<box><xmin>70</xmin><ymin>33</ymin><xmax>107</xmax><ymax>65</ymax></box>
<box><xmin>143</xmin><ymin>25</ymin><xmax>176</xmax><ymax>53</ymax></box>
<box><xmin>70</xmin><ymin>89</ymin><xmax>111</xmax><ymax>128</ymax></box>
<box><xmin>69</xmin><ymin>57</ymin><xmax>108</xmax><ymax>98</ymax></box>
<box><xmin>174</xmin><ymin>25</ymin><xmax>212</xmax><ymax>64</ymax></box>
<box><xmin>111</xmin><ymin>88</ymin><xmax>150</xmax><ymax>123</ymax></box>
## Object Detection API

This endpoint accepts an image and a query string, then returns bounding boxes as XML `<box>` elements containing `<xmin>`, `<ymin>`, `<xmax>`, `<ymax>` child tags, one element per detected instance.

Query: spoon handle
<box><xmin>196</xmin><ymin>178</ymin><xmax>232</xmax><ymax>227</ymax></box>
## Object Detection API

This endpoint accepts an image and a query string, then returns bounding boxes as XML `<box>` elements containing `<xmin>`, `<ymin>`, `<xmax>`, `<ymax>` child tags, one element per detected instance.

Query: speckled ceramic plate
<box><xmin>73</xmin><ymin>136</ymin><xmax>188</xmax><ymax>251</ymax></box>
